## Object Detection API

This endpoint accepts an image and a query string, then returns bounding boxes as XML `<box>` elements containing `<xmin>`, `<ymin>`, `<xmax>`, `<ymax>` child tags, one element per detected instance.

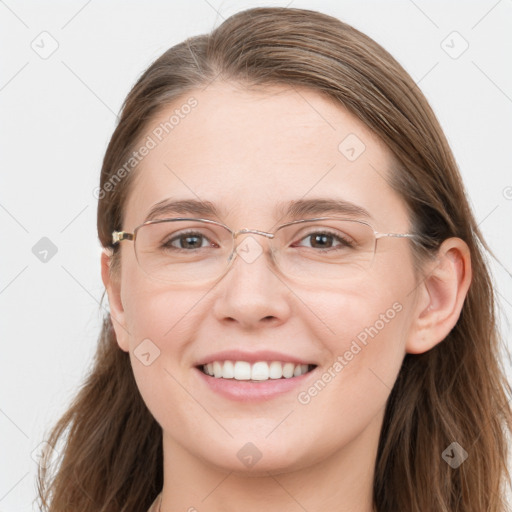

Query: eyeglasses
<box><xmin>111</xmin><ymin>217</ymin><xmax>419</xmax><ymax>285</ymax></box>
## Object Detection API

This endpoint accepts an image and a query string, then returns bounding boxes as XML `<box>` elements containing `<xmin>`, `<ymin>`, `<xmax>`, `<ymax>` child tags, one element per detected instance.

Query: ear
<box><xmin>101</xmin><ymin>249</ymin><xmax>130</xmax><ymax>352</ymax></box>
<box><xmin>406</xmin><ymin>237</ymin><xmax>472</xmax><ymax>354</ymax></box>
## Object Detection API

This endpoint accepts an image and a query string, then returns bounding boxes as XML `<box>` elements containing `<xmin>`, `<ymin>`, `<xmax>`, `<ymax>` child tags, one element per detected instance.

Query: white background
<box><xmin>1</xmin><ymin>0</ymin><xmax>511</xmax><ymax>509</ymax></box>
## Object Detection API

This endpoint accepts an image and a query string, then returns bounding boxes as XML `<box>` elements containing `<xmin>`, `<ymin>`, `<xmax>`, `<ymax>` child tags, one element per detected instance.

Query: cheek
<box><xmin>337</xmin><ymin>298</ymin><xmax>409</xmax><ymax>392</ymax></box>
<box><xmin>120</xmin><ymin>279</ymin><xmax>202</xmax><ymax>387</ymax></box>
<box><xmin>122</xmin><ymin>278</ymin><xmax>203</xmax><ymax>348</ymax></box>
<box><xmin>121</xmin><ymin>283</ymin><xmax>209</xmax><ymax>426</ymax></box>
<box><xmin>300</xmin><ymin>272</ymin><xmax>414</xmax><ymax>406</ymax></box>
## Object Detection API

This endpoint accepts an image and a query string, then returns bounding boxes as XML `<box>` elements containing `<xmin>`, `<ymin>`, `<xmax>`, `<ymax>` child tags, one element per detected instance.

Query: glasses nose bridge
<box><xmin>233</xmin><ymin>227</ymin><xmax>275</xmax><ymax>240</ymax></box>
<box><xmin>233</xmin><ymin>226</ymin><xmax>275</xmax><ymax>246</ymax></box>
<box><xmin>229</xmin><ymin>227</ymin><xmax>276</xmax><ymax>260</ymax></box>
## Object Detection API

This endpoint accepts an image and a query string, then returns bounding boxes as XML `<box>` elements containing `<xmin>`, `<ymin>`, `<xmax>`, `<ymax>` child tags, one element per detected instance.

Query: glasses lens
<box><xmin>273</xmin><ymin>219</ymin><xmax>376</xmax><ymax>282</ymax></box>
<box><xmin>134</xmin><ymin>219</ymin><xmax>233</xmax><ymax>282</ymax></box>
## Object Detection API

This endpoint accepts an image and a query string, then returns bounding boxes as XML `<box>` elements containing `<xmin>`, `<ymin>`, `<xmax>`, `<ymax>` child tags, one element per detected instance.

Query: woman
<box><xmin>37</xmin><ymin>7</ymin><xmax>512</xmax><ymax>512</ymax></box>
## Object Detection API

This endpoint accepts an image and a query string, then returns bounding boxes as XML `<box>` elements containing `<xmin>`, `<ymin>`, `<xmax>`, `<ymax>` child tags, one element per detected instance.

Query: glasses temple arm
<box><xmin>112</xmin><ymin>231</ymin><xmax>134</xmax><ymax>244</ymax></box>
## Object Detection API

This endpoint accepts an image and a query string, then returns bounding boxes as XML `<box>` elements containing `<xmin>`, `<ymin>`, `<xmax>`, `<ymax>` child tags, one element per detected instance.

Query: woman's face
<box><xmin>108</xmin><ymin>81</ymin><xmax>422</xmax><ymax>474</ymax></box>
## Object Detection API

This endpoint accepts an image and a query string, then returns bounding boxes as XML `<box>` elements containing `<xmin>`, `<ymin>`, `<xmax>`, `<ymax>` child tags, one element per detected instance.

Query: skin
<box><xmin>102</xmin><ymin>81</ymin><xmax>472</xmax><ymax>512</ymax></box>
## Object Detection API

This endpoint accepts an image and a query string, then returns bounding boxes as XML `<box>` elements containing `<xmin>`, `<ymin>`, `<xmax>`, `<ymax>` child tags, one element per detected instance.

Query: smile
<box><xmin>200</xmin><ymin>360</ymin><xmax>317</xmax><ymax>381</ymax></box>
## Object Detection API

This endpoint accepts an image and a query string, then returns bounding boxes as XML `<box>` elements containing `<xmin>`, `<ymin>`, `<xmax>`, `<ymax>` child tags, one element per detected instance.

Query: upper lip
<box><xmin>194</xmin><ymin>349</ymin><xmax>317</xmax><ymax>367</ymax></box>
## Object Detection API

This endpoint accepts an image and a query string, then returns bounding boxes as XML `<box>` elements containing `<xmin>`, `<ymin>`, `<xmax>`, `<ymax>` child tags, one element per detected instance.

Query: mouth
<box><xmin>197</xmin><ymin>360</ymin><xmax>317</xmax><ymax>381</ymax></box>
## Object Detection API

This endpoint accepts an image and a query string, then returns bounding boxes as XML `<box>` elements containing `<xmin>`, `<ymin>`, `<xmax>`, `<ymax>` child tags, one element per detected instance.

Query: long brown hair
<box><xmin>37</xmin><ymin>7</ymin><xmax>512</xmax><ymax>511</ymax></box>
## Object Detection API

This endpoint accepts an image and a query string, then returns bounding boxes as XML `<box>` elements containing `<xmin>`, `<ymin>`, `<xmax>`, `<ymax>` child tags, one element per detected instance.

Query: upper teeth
<box><xmin>202</xmin><ymin>361</ymin><xmax>312</xmax><ymax>380</ymax></box>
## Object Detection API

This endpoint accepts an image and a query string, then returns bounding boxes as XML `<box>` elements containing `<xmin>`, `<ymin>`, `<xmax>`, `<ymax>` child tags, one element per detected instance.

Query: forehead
<box><xmin>123</xmin><ymin>81</ymin><xmax>407</xmax><ymax>230</ymax></box>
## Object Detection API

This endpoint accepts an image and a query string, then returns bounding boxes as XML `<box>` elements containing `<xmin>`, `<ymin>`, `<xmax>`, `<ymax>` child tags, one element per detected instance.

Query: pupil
<box><xmin>311</xmin><ymin>234</ymin><xmax>332</xmax><ymax>248</ymax></box>
<box><xmin>181</xmin><ymin>235</ymin><xmax>202</xmax><ymax>249</ymax></box>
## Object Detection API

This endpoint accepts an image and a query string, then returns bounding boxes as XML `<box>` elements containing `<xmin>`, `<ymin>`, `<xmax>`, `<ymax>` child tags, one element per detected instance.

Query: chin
<box><xmin>196</xmin><ymin>438</ymin><xmax>314</xmax><ymax>476</ymax></box>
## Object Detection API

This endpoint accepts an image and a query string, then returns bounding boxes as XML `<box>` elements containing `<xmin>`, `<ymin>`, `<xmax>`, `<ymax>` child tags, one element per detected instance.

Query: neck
<box><xmin>158</xmin><ymin>408</ymin><xmax>383</xmax><ymax>512</ymax></box>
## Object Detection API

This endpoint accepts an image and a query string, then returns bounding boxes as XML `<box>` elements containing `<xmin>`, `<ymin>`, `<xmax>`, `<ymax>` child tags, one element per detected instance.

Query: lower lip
<box><xmin>194</xmin><ymin>367</ymin><xmax>316</xmax><ymax>402</ymax></box>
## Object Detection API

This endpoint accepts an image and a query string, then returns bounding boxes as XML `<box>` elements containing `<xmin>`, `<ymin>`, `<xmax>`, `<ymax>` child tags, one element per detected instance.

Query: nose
<box><xmin>211</xmin><ymin>233</ymin><xmax>292</xmax><ymax>329</ymax></box>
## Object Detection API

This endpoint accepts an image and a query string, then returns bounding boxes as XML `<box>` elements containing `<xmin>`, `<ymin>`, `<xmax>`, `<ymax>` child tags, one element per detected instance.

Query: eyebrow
<box><xmin>145</xmin><ymin>198</ymin><xmax>223</xmax><ymax>222</ymax></box>
<box><xmin>276</xmin><ymin>198</ymin><xmax>371</xmax><ymax>220</ymax></box>
<box><xmin>143</xmin><ymin>197</ymin><xmax>372</xmax><ymax>223</ymax></box>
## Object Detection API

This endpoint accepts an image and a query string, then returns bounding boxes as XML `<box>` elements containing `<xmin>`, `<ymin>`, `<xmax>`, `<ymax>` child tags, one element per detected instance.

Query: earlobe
<box><xmin>101</xmin><ymin>249</ymin><xmax>130</xmax><ymax>352</ymax></box>
<box><xmin>406</xmin><ymin>237</ymin><xmax>472</xmax><ymax>354</ymax></box>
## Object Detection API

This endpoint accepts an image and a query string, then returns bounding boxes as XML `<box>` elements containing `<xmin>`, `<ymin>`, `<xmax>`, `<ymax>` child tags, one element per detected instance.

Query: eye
<box><xmin>162</xmin><ymin>230</ymin><xmax>217</xmax><ymax>250</ymax></box>
<box><xmin>294</xmin><ymin>230</ymin><xmax>355</xmax><ymax>250</ymax></box>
